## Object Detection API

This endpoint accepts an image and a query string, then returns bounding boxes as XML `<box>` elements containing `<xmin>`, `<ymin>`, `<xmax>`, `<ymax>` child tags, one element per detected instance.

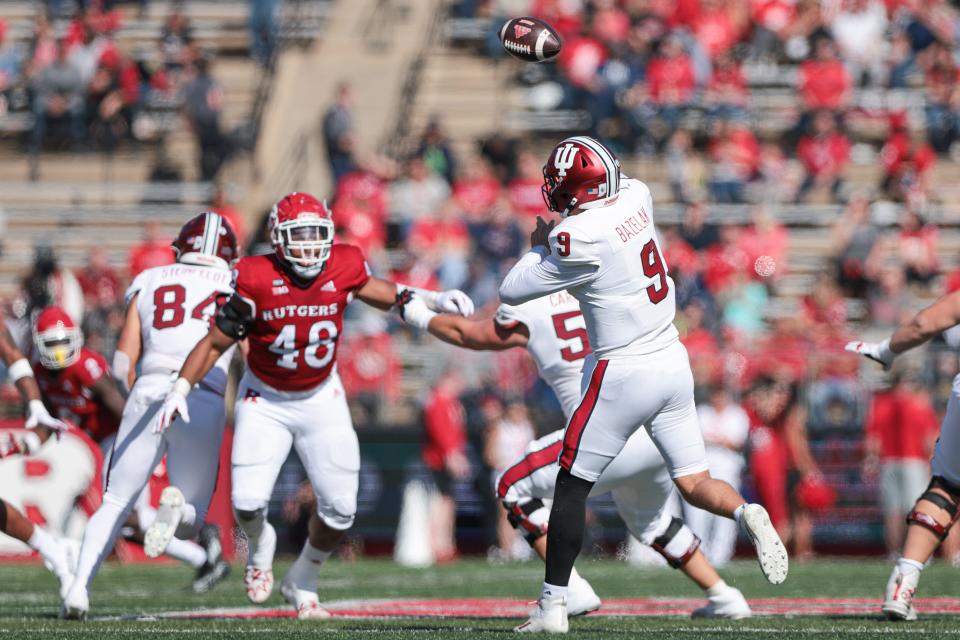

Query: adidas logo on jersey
<box><xmin>321</xmin><ymin>280</ymin><xmax>337</xmax><ymax>292</ymax></box>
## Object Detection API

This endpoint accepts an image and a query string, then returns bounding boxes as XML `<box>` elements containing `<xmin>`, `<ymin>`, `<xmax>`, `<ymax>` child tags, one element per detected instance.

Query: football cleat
<box><xmin>244</xmin><ymin>566</ymin><xmax>274</xmax><ymax>604</ymax></box>
<box><xmin>566</xmin><ymin>573</ymin><xmax>601</xmax><ymax>617</ymax></box>
<box><xmin>193</xmin><ymin>524</ymin><xmax>231</xmax><ymax>594</ymax></box>
<box><xmin>739</xmin><ymin>504</ymin><xmax>788</xmax><ymax>585</ymax></box>
<box><xmin>281</xmin><ymin>577</ymin><xmax>331</xmax><ymax>620</ymax></box>
<box><xmin>883</xmin><ymin>564</ymin><xmax>920</xmax><ymax>621</ymax></box>
<box><xmin>515</xmin><ymin>595</ymin><xmax>568</xmax><ymax>633</ymax></box>
<box><xmin>144</xmin><ymin>486</ymin><xmax>185</xmax><ymax>558</ymax></box>
<box><xmin>60</xmin><ymin>585</ymin><xmax>89</xmax><ymax>621</ymax></box>
<box><xmin>691</xmin><ymin>586</ymin><xmax>752</xmax><ymax>619</ymax></box>
<box><xmin>43</xmin><ymin>537</ymin><xmax>78</xmax><ymax>599</ymax></box>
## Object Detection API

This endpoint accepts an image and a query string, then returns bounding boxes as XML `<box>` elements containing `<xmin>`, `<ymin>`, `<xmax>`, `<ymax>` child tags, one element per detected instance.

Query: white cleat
<box><xmin>144</xmin><ymin>486</ymin><xmax>185</xmax><ymax>558</ymax></box>
<box><xmin>280</xmin><ymin>577</ymin><xmax>331</xmax><ymax>620</ymax></box>
<box><xmin>59</xmin><ymin>585</ymin><xmax>89</xmax><ymax>621</ymax></box>
<box><xmin>515</xmin><ymin>595</ymin><xmax>568</xmax><ymax>633</ymax></box>
<box><xmin>882</xmin><ymin>565</ymin><xmax>920</xmax><ymax>621</ymax></box>
<box><xmin>739</xmin><ymin>504</ymin><xmax>788</xmax><ymax>584</ymax></box>
<box><xmin>692</xmin><ymin>587</ymin><xmax>752</xmax><ymax>619</ymax></box>
<box><xmin>244</xmin><ymin>566</ymin><xmax>274</xmax><ymax>604</ymax></box>
<box><xmin>567</xmin><ymin>573</ymin><xmax>601</xmax><ymax>616</ymax></box>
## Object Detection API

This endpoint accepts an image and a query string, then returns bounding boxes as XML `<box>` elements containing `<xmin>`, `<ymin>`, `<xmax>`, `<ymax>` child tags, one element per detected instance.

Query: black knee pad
<box><xmin>908</xmin><ymin>476</ymin><xmax>960</xmax><ymax>540</ymax></box>
<box><xmin>505</xmin><ymin>498</ymin><xmax>549</xmax><ymax>543</ymax></box>
<box><xmin>650</xmin><ymin>517</ymin><xmax>701</xmax><ymax>569</ymax></box>
<box><xmin>0</xmin><ymin>497</ymin><xmax>6</xmax><ymax>532</ymax></box>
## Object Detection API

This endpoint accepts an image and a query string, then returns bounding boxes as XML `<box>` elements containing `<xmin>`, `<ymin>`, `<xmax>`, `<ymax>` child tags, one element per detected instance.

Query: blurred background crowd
<box><xmin>2</xmin><ymin>0</ymin><xmax>960</xmax><ymax>567</ymax></box>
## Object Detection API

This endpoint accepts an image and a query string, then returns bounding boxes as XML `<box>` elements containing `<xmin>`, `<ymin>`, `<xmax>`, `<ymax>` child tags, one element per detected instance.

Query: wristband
<box><xmin>397</xmin><ymin>284</ymin><xmax>440</xmax><ymax>311</ymax></box>
<box><xmin>8</xmin><ymin>358</ymin><xmax>33</xmax><ymax>383</ymax></box>
<box><xmin>401</xmin><ymin>298</ymin><xmax>438</xmax><ymax>330</ymax></box>
<box><xmin>173</xmin><ymin>377</ymin><xmax>193</xmax><ymax>398</ymax></box>
<box><xmin>878</xmin><ymin>338</ymin><xmax>895</xmax><ymax>361</ymax></box>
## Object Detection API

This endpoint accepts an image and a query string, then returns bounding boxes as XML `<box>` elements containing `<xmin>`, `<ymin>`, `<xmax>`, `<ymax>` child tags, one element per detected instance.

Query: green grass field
<box><xmin>2</xmin><ymin>557</ymin><xmax>958</xmax><ymax>639</ymax></box>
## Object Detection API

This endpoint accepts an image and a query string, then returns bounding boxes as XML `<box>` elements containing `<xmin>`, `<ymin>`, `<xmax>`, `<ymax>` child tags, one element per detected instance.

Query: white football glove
<box><xmin>436</xmin><ymin>290</ymin><xmax>475</xmax><ymax>316</ymax></box>
<box><xmin>155</xmin><ymin>378</ymin><xmax>192</xmax><ymax>434</ymax></box>
<box><xmin>844</xmin><ymin>338</ymin><xmax>895</xmax><ymax>370</ymax></box>
<box><xmin>25</xmin><ymin>399</ymin><xmax>68</xmax><ymax>435</ymax></box>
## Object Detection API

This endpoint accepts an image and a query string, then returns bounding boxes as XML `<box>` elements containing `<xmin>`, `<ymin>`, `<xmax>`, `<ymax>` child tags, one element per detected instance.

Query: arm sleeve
<box><xmin>499</xmin><ymin>228</ymin><xmax>599</xmax><ymax>305</ymax></box>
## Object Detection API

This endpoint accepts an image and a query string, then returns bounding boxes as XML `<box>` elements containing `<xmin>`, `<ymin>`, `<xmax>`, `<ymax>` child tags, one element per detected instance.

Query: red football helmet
<box><xmin>269</xmin><ymin>192</ymin><xmax>335</xmax><ymax>279</ymax></box>
<box><xmin>33</xmin><ymin>307</ymin><xmax>82</xmax><ymax>370</ymax></box>
<box><xmin>541</xmin><ymin>136</ymin><xmax>621</xmax><ymax>217</ymax></box>
<box><xmin>172</xmin><ymin>211</ymin><xmax>239</xmax><ymax>269</ymax></box>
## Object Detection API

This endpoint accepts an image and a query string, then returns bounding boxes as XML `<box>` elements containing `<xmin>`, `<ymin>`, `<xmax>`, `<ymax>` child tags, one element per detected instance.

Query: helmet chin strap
<box><xmin>560</xmin><ymin>196</ymin><xmax>579</xmax><ymax>218</ymax></box>
<box><xmin>291</xmin><ymin>262</ymin><xmax>324</xmax><ymax>279</ymax></box>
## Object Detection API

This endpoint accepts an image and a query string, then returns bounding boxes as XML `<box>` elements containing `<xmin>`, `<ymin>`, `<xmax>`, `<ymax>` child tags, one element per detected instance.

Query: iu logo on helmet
<box><xmin>554</xmin><ymin>143</ymin><xmax>579</xmax><ymax>178</ymax></box>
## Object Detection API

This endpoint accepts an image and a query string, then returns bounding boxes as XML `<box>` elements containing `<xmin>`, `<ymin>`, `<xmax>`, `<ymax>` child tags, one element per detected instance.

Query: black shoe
<box><xmin>193</xmin><ymin>524</ymin><xmax>230</xmax><ymax>593</ymax></box>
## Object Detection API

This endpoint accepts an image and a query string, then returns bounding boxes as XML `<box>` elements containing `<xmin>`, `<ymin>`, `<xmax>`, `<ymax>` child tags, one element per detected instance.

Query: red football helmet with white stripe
<box><xmin>172</xmin><ymin>211</ymin><xmax>238</xmax><ymax>269</ymax></box>
<box><xmin>33</xmin><ymin>307</ymin><xmax>82</xmax><ymax>369</ymax></box>
<box><xmin>541</xmin><ymin>136</ymin><xmax>621</xmax><ymax>217</ymax></box>
<box><xmin>269</xmin><ymin>192</ymin><xmax>335</xmax><ymax>279</ymax></box>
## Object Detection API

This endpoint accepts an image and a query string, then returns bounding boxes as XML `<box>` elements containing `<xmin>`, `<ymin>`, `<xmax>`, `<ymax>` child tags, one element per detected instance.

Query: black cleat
<box><xmin>193</xmin><ymin>524</ymin><xmax>231</xmax><ymax>594</ymax></box>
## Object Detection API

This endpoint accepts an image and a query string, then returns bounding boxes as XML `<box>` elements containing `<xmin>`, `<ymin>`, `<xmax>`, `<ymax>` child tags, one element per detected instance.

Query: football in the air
<box><xmin>499</xmin><ymin>16</ymin><xmax>562</xmax><ymax>63</ymax></box>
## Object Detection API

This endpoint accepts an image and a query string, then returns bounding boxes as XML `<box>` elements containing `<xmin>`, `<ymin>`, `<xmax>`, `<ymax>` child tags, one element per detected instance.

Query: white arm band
<box><xmin>7</xmin><ymin>358</ymin><xmax>34</xmax><ymax>383</ymax></box>
<box><xmin>400</xmin><ymin>297</ymin><xmax>438</xmax><ymax>330</ymax></box>
<box><xmin>112</xmin><ymin>351</ymin><xmax>131</xmax><ymax>393</ymax></box>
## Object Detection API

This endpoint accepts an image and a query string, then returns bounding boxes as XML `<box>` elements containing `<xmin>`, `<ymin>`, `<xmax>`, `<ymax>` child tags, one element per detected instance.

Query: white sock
<box><xmin>733</xmin><ymin>504</ymin><xmax>747</xmax><ymax>525</ymax></box>
<box><xmin>897</xmin><ymin>557</ymin><xmax>925</xmax><ymax>575</ymax></box>
<box><xmin>705</xmin><ymin>579</ymin><xmax>729</xmax><ymax>598</ymax></box>
<box><xmin>287</xmin><ymin>542</ymin><xmax>332</xmax><ymax>590</ymax></box>
<box><xmin>28</xmin><ymin>526</ymin><xmax>69</xmax><ymax>577</ymax></box>
<box><xmin>73</xmin><ymin>493</ymin><xmax>133</xmax><ymax>590</ymax></box>
<box><xmin>164</xmin><ymin>537</ymin><xmax>207</xmax><ymax>569</ymax></box>
<box><xmin>541</xmin><ymin>582</ymin><xmax>568</xmax><ymax>601</ymax></box>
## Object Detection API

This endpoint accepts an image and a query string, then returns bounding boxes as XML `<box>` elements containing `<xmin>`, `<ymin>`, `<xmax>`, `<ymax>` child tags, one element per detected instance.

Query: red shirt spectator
<box><xmin>647</xmin><ymin>37</ymin><xmax>696</xmax><ymax>104</ymax></box>
<box><xmin>338</xmin><ymin>202</ymin><xmax>386</xmax><ymax>256</ymax></box>
<box><xmin>452</xmin><ymin>171</ymin><xmax>501</xmax><ymax>219</ymax></box>
<box><xmin>694</xmin><ymin>0</ymin><xmax>743</xmax><ymax>59</ymax></box>
<box><xmin>709</xmin><ymin>123</ymin><xmax>760</xmax><ymax>180</ymax></box>
<box><xmin>335</xmin><ymin>170</ymin><xmax>389</xmax><ymax>222</ymax></box>
<box><xmin>866</xmin><ymin>387</ymin><xmax>939</xmax><ymax>461</ymax></box>
<box><xmin>529</xmin><ymin>0</ymin><xmax>584</xmax><ymax>41</ymax></box>
<box><xmin>751</xmin><ymin>0</ymin><xmax>795</xmax><ymax>34</ymax></box>
<box><xmin>339</xmin><ymin>331</ymin><xmax>400</xmax><ymax>402</ymax></box>
<box><xmin>507</xmin><ymin>151</ymin><xmax>548</xmax><ymax>220</ymax></box>
<box><xmin>558</xmin><ymin>34</ymin><xmax>607</xmax><ymax>90</ymax></box>
<box><xmin>737</xmin><ymin>209</ymin><xmax>789</xmax><ymax>279</ymax></box>
<box><xmin>422</xmin><ymin>377</ymin><xmax>467</xmax><ymax>472</ymax></box>
<box><xmin>127</xmin><ymin>222</ymin><xmax>173</xmax><ymax>277</ymax></box>
<box><xmin>593</xmin><ymin>2</ymin><xmax>631</xmax><ymax>44</ymax></box>
<box><xmin>797</xmin><ymin>39</ymin><xmax>852</xmax><ymax>110</ymax></box>
<box><xmin>76</xmin><ymin>248</ymin><xmax>121</xmax><ymax>309</ymax></box>
<box><xmin>706</xmin><ymin>54</ymin><xmax>749</xmax><ymax>106</ymax></box>
<box><xmin>407</xmin><ymin>214</ymin><xmax>470</xmax><ymax>256</ymax></box>
<box><xmin>797</xmin><ymin>127</ymin><xmax>851</xmax><ymax>180</ymax></box>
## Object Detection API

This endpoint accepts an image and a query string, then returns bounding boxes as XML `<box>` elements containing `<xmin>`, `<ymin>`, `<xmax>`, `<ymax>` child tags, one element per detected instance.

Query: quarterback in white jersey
<box><xmin>61</xmin><ymin>213</ymin><xmax>238</xmax><ymax>620</ymax></box>
<box><xmin>423</xmin><ymin>290</ymin><xmax>751</xmax><ymax>619</ymax></box>
<box><xmin>848</xmin><ymin>292</ymin><xmax>960</xmax><ymax>620</ymax></box>
<box><xmin>498</xmin><ymin>136</ymin><xmax>786</xmax><ymax>633</ymax></box>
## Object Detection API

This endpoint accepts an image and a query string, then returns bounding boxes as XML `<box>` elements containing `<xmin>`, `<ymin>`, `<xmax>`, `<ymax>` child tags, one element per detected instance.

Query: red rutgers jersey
<box><xmin>32</xmin><ymin>347</ymin><xmax>119</xmax><ymax>442</ymax></box>
<box><xmin>232</xmin><ymin>244</ymin><xmax>371</xmax><ymax>392</ymax></box>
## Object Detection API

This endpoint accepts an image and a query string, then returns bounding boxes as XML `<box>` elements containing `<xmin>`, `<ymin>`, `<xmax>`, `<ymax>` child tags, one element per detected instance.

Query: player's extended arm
<box><xmin>427</xmin><ymin>315</ymin><xmax>529</xmax><ymax>351</ymax></box>
<box><xmin>0</xmin><ymin>322</ymin><xmax>64</xmax><ymax>454</ymax></box>
<box><xmin>113</xmin><ymin>296</ymin><xmax>143</xmax><ymax>393</ymax></box>
<box><xmin>355</xmin><ymin>276</ymin><xmax>475</xmax><ymax>333</ymax></box>
<box><xmin>846</xmin><ymin>289</ymin><xmax>960</xmax><ymax>368</ymax></box>
<box><xmin>154</xmin><ymin>295</ymin><xmax>248</xmax><ymax>434</ymax></box>
<box><xmin>90</xmin><ymin>375</ymin><xmax>128</xmax><ymax>421</ymax></box>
